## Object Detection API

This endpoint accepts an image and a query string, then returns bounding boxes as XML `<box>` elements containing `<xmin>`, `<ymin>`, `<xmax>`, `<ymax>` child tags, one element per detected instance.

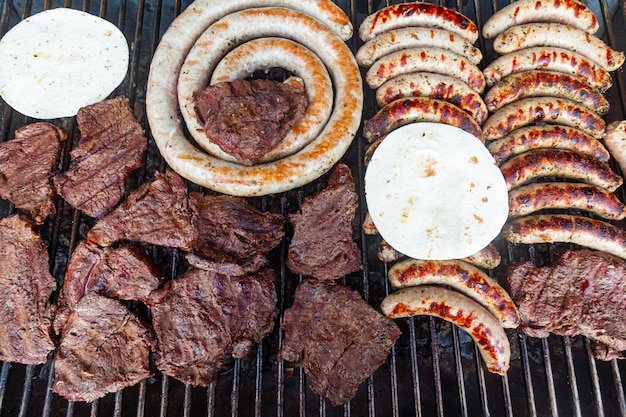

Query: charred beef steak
<box><xmin>87</xmin><ymin>170</ymin><xmax>197</xmax><ymax>249</ymax></box>
<box><xmin>52</xmin><ymin>292</ymin><xmax>155</xmax><ymax>403</ymax></box>
<box><xmin>278</xmin><ymin>279</ymin><xmax>401</xmax><ymax>407</ymax></box>
<box><xmin>186</xmin><ymin>193</ymin><xmax>284</xmax><ymax>275</ymax></box>
<box><xmin>503</xmin><ymin>249</ymin><xmax>626</xmax><ymax>359</ymax></box>
<box><xmin>147</xmin><ymin>268</ymin><xmax>277</xmax><ymax>386</ymax></box>
<box><xmin>0</xmin><ymin>214</ymin><xmax>56</xmax><ymax>364</ymax></box>
<box><xmin>53</xmin><ymin>240</ymin><xmax>163</xmax><ymax>335</ymax></box>
<box><xmin>287</xmin><ymin>163</ymin><xmax>363</xmax><ymax>280</ymax></box>
<box><xmin>0</xmin><ymin>122</ymin><xmax>65</xmax><ymax>223</ymax></box>
<box><xmin>53</xmin><ymin>96</ymin><xmax>147</xmax><ymax>218</ymax></box>
<box><xmin>193</xmin><ymin>78</ymin><xmax>307</xmax><ymax>166</ymax></box>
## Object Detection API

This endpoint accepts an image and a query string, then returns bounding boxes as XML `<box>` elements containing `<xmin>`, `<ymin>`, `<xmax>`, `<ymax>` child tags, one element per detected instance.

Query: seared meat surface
<box><xmin>0</xmin><ymin>122</ymin><xmax>65</xmax><ymax>223</ymax></box>
<box><xmin>54</xmin><ymin>96</ymin><xmax>147</xmax><ymax>218</ymax></box>
<box><xmin>278</xmin><ymin>279</ymin><xmax>401</xmax><ymax>407</ymax></box>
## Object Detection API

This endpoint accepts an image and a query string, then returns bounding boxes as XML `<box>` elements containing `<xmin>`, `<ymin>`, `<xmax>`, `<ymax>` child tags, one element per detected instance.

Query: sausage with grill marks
<box><xmin>503</xmin><ymin>214</ymin><xmax>626</xmax><ymax>261</ymax></box>
<box><xmin>603</xmin><ymin>121</ymin><xmax>626</xmax><ymax>176</ymax></box>
<box><xmin>381</xmin><ymin>286</ymin><xmax>511</xmax><ymax>375</ymax></box>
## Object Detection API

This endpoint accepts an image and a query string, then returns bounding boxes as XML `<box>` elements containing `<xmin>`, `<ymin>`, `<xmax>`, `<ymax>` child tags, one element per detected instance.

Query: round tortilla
<box><xmin>0</xmin><ymin>8</ymin><xmax>128</xmax><ymax>119</ymax></box>
<box><xmin>365</xmin><ymin>122</ymin><xmax>508</xmax><ymax>260</ymax></box>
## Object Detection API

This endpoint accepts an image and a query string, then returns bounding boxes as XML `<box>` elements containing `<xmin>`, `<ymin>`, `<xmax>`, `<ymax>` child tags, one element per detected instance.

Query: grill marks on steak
<box><xmin>278</xmin><ymin>280</ymin><xmax>401</xmax><ymax>407</ymax></box>
<box><xmin>287</xmin><ymin>163</ymin><xmax>363</xmax><ymax>280</ymax></box>
<box><xmin>0</xmin><ymin>215</ymin><xmax>56</xmax><ymax>364</ymax></box>
<box><xmin>503</xmin><ymin>249</ymin><xmax>626</xmax><ymax>359</ymax></box>
<box><xmin>53</xmin><ymin>96</ymin><xmax>147</xmax><ymax>218</ymax></box>
<box><xmin>193</xmin><ymin>78</ymin><xmax>307</xmax><ymax>166</ymax></box>
<box><xmin>186</xmin><ymin>193</ymin><xmax>284</xmax><ymax>275</ymax></box>
<box><xmin>52</xmin><ymin>292</ymin><xmax>156</xmax><ymax>403</ymax></box>
<box><xmin>147</xmin><ymin>268</ymin><xmax>277</xmax><ymax>386</ymax></box>
<box><xmin>0</xmin><ymin>122</ymin><xmax>65</xmax><ymax>223</ymax></box>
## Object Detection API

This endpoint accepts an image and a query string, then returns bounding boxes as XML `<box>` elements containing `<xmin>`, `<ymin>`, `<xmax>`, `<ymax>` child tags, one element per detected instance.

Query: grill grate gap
<box><xmin>586</xmin><ymin>338</ymin><xmax>607</xmax><ymax>417</ymax></box>
<box><xmin>541</xmin><ymin>338</ymin><xmax>558</xmax><ymax>417</ymax></box>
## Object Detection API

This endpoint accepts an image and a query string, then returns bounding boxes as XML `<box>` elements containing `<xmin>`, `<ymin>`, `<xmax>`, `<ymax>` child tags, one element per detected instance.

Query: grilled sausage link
<box><xmin>493</xmin><ymin>23</ymin><xmax>625</xmax><ymax>72</ymax></box>
<box><xmin>463</xmin><ymin>243</ymin><xmax>502</xmax><ymax>270</ymax></box>
<box><xmin>376</xmin><ymin>72</ymin><xmax>488</xmax><ymax>124</ymax></box>
<box><xmin>503</xmin><ymin>214</ymin><xmax>626</xmax><ymax>261</ymax></box>
<box><xmin>482</xmin><ymin>97</ymin><xmax>606</xmax><ymax>141</ymax></box>
<box><xmin>359</xmin><ymin>2</ymin><xmax>479</xmax><ymax>43</ymax></box>
<box><xmin>388</xmin><ymin>259</ymin><xmax>520</xmax><ymax>328</ymax></box>
<box><xmin>482</xmin><ymin>47</ymin><xmax>613</xmax><ymax>92</ymax></box>
<box><xmin>482</xmin><ymin>0</ymin><xmax>599</xmax><ymax>39</ymax></box>
<box><xmin>603</xmin><ymin>121</ymin><xmax>626</xmax><ymax>175</ymax></box>
<box><xmin>378</xmin><ymin>240</ymin><xmax>402</xmax><ymax>263</ymax></box>
<box><xmin>487</xmin><ymin>125</ymin><xmax>610</xmax><ymax>165</ymax></box>
<box><xmin>499</xmin><ymin>149</ymin><xmax>622</xmax><ymax>192</ymax></box>
<box><xmin>484</xmin><ymin>70</ymin><xmax>610</xmax><ymax>115</ymax></box>
<box><xmin>508</xmin><ymin>182</ymin><xmax>626</xmax><ymax>220</ymax></box>
<box><xmin>366</xmin><ymin>47</ymin><xmax>486</xmax><ymax>92</ymax></box>
<box><xmin>363</xmin><ymin>97</ymin><xmax>483</xmax><ymax>143</ymax></box>
<box><xmin>381</xmin><ymin>286</ymin><xmax>511</xmax><ymax>375</ymax></box>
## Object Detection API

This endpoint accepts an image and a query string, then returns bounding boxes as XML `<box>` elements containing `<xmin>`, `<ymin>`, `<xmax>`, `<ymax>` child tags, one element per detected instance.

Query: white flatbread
<box><xmin>0</xmin><ymin>8</ymin><xmax>128</xmax><ymax>119</ymax></box>
<box><xmin>365</xmin><ymin>122</ymin><xmax>508</xmax><ymax>260</ymax></box>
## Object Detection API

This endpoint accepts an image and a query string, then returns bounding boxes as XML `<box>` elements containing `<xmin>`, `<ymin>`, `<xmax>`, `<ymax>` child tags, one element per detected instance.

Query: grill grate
<box><xmin>0</xmin><ymin>0</ymin><xmax>625</xmax><ymax>416</ymax></box>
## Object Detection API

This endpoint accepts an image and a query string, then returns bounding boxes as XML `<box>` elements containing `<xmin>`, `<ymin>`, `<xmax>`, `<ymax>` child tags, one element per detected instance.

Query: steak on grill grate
<box><xmin>147</xmin><ymin>267</ymin><xmax>278</xmax><ymax>386</ymax></box>
<box><xmin>53</xmin><ymin>96</ymin><xmax>147</xmax><ymax>218</ymax></box>
<box><xmin>278</xmin><ymin>279</ymin><xmax>402</xmax><ymax>407</ymax></box>
<box><xmin>503</xmin><ymin>249</ymin><xmax>626</xmax><ymax>359</ymax></box>
<box><xmin>0</xmin><ymin>122</ymin><xmax>66</xmax><ymax>224</ymax></box>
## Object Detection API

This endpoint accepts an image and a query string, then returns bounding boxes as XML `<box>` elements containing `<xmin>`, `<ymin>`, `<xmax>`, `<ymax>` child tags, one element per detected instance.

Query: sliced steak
<box><xmin>148</xmin><ymin>268</ymin><xmax>277</xmax><ymax>386</ymax></box>
<box><xmin>53</xmin><ymin>240</ymin><xmax>163</xmax><ymax>335</ymax></box>
<box><xmin>0</xmin><ymin>122</ymin><xmax>65</xmax><ymax>223</ymax></box>
<box><xmin>87</xmin><ymin>170</ymin><xmax>197</xmax><ymax>249</ymax></box>
<box><xmin>52</xmin><ymin>292</ymin><xmax>155</xmax><ymax>403</ymax></box>
<box><xmin>194</xmin><ymin>78</ymin><xmax>307</xmax><ymax>166</ymax></box>
<box><xmin>53</xmin><ymin>95</ymin><xmax>147</xmax><ymax>218</ymax></box>
<box><xmin>287</xmin><ymin>163</ymin><xmax>363</xmax><ymax>280</ymax></box>
<box><xmin>186</xmin><ymin>193</ymin><xmax>284</xmax><ymax>275</ymax></box>
<box><xmin>278</xmin><ymin>279</ymin><xmax>401</xmax><ymax>407</ymax></box>
<box><xmin>503</xmin><ymin>249</ymin><xmax>626</xmax><ymax>359</ymax></box>
<box><xmin>0</xmin><ymin>214</ymin><xmax>56</xmax><ymax>364</ymax></box>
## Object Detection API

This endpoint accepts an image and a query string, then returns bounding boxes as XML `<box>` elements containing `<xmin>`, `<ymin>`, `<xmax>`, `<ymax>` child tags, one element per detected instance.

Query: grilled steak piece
<box><xmin>148</xmin><ymin>268</ymin><xmax>277</xmax><ymax>386</ymax></box>
<box><xmin>185</xmin><ymin>193</ymin><xmax>284</xmax><ymax>275</ymax></box>
<box><xmin>287</xmin><ymin>163</ymin><xmax>363</xmax><ymax>280</ymax></box>
<box><xmin>503</xmin><ymin>249</ymin><xmax>626</xmax><ymax>359</ymax></box>
<box><xmin>87</xmin><ymin>170</ymin><xmax>197</xmax><ymax>249</ymax></box>
<box><xmin>52</xmin><ymin>292</ymin><xmax>155</xmax><ymax>403</ymax></box>
<box><xmin>53</xmin><ymin>241</ymin><xmax>163</xmax><ymax>335</ymax></box>
<box><xmin>0</xmin><ymin>122</ymin><xmax>65</xmax><ymax>223</ymax></box>
<box><xmin>278</xmin><ymin>279</ymin><xmax>401</xmax><ymax>407</ymax></box>
<box><xmin>53</xmin><ymin>96</ymin><xmax>147</xmax><ymax>218</ymax></box>
<box><xmin>194</xmin><ymin>78</ymin><xmax>307</xmax><ymax>166</ymax></box>
<box><xmin>0</xmin><ymin>214</ymin><xmax>56</xmax><ymax>364</ymax></box>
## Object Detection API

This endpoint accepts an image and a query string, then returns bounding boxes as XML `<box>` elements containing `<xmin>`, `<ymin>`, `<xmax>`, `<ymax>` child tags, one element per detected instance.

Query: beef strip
<box><xmin>286</xmin><ymin>163</ymin><xmax>363</xmax><ymax>280</ymax></box>
<box><xmin>53</xmin><ymin>240</ymin><xmax>163</xmax><ymax>335</ymax></box>
<box><xmin>194</xmin><ymin>78</ymin><xmax>307</xmax><ymax>166</ymax></box>
<box><xmin>502</xmin><ymin>249</ymin><xmax>626</xmax><ymax>359</ymax></box>
<box><xmin>52</xmin><ymin>292</ymin><xmax>155</xmax><ymax>403</ymax></box>
<box><xmin>53</xmin><ymin>96</ymin><xmax>147</xmax><ymax>218</ymax></box>
<box><xmin>87</xmin><ymin>170</ymin><xmax>197</xmax><ymax>249</ymax></box>
<box><xmin>278</xmin><ymin>279</ymin><xmax>401</xmax><ymax>407</ymax></box>
<box><xmin>147</xmin><ymin>268</ymin><xmax>277</xmax><ymax>386</ymax></box>
<box><xmin>0</xmin><ymin>122</ymin><xmax>65</xmax><ymax>223</ymax></box>
<box><xmin>185</xmin><ymin>193</ymin><xmax>284</xmax><ymax>275</ymax></box>
<box><xmin>0</xmin><ymin>214</ymin><xmax>56</xmax><ymax>364</ymax></box>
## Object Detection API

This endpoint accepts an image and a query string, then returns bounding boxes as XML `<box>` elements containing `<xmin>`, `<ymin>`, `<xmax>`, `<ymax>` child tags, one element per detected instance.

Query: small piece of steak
<box><xmin>0</xmin><ymin>122</ymin><xmax>65</xmax><ymax>223</ymax></box>
<box><xmin>54</xmin><ymin>96</ymin><xmax>147</xmax><ymax>218</ymax></box>
<box><xmin>0</xmin><ymin>214</ymin><xmax>56</xmax><ymax>364</ymax></box>
<box><xmin>87</xmin><ymin>170</ymin><xmax>197</xmax><ymax>249</ymax></box>
<box><xmin>194</xmin><ymin>78</ymin><xmax>307</xmax><ymax>166</ymax></box>
<box><xmin>278</xmin><ymin>279</ymin><xmax>401</xmax><ymax>407</ymax></box>
<box><xmin>52</xmin><ymin>292</ymin><xmax>155</xmax><ymax>403</ymax></box>
<box><xmin>53</xmin><ymin>240</ymin><xmax>163</xmax><ymax>335</ymax></box>
<box><xmin>503</xmin><ymin>249</ymin><xmax>626</xmax><ymax>359</ymax></box>
<box><xmin>287</xmin><ymin>163</ymin><xmax>363</xmax><ymax>280</ymax></box>
<box><xmin>185</xmin><ymin>193</ymin><xmax>284</xmax><ymax>275</ymax></box>
<box><xmin>148</xmin><ymin>268</ymin><xmax>277</xmax><ymax>386</ymax></box>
